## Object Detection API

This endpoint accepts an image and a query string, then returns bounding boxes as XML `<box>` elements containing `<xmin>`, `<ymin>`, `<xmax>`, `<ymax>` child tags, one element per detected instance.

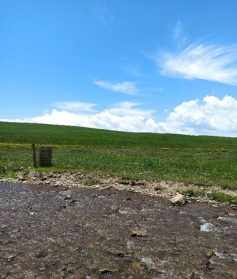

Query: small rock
<box><xmin>120</xmin><ymin>180</ymin><xmax>130</xmax><ymax>185</ymax></box>
<box><xmin>118</xmin><ymin>209</ymin><xmax>129</xmax><ymax>215</ymax></box>
<box><xmin>206</xmin><ymin>249</ymin><xmax>215</xmax><ymax>258</ymax></box>
<box><xmin>99</xmin><ymin>269</ymin><xmax>115</xmax><ymax>279</ymax></box>
<box><xmin>107</xmin><ymin>248</ymin><xmax>125</xmax><ymax>258</ymax></box>
<box><xmin>0</xmin><ymin>224</ymin><xmax>7</xmax><ymax>230</ymax></box>
<box><xmin>214</xmin><ymin>251</ymin><xmax>237</xmax><ymax>262</ymax></box>
<box><xmin>29</xmin><ymin>211</ymin><xmax>36</xmax><ymax>216</ymax></box>
<box><xmin>6</xmin><ymin>254</ymin><xmax>16</xmax><ymax>262</ymax></box>
<box><xmin>217</xmin><ymin>216</ymin><xmax>237</xmax><ymax>225</ymax></box>
<box><xmin>17</xmin><ymin>174</ymin><xmax>25</xmax><ymax>181</ymax></box>
<box><xmin>169</xmin><ymin>193</ymin><xmax>186</xmax><ymax>205</ymax></box>
<box><xmin>127</xmin><ymin>240</ymin><xmax>135</xmax><ymax>250</ymax></box>
<box><xmin>130</xmin><ymin>228</ymin><xmax>147</xmax><ymax>237</ymax></box>
<box><xmin>35</xmin><ymin>250</ymin><xmax>48</xmax><ymax>258</ymax></box>
<box><xmin>189</xmin><ymin>272</ymin><xmax>201</xmax><ymax>279</ymax></box>
<box><xmin>60</xmin><ymin>190</ymin><xmax>73</xmax><ymax>200</ymax></box>
<box><xmin>200</xmin><ymin>223</ymin><xmax>218</xmax><ymax>232</ymax></box>
<box><xmin>130</xmin><ymin>181</ymin><xmax>145</xmax><ymax>186</ymax></box>
<box><xmin>140</xmin><ymin>257</ymin><xmax>155</xmax><ymax>270</ymax></box>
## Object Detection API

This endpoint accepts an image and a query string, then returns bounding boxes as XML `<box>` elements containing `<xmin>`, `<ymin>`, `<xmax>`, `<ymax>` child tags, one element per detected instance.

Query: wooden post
<box><xmin>32</xmin><ymin>144</ymin><xmax>37</xmax><ymax>168</ymax></box>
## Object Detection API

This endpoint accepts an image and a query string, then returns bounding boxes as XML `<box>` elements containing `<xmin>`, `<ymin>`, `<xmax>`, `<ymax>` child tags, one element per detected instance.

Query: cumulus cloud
<box><xmin>157</xmin><ymin>95</ymin><xmax>237</xmax><ymax>136</ymax></box>
<box><xmin>94</xmin><ymin>80</ymin><xmax>138</xmax><ymax>95</ymax></box>
<box><xmin>30</xmin><ymin>101</ymin><xmax>158</xmax><ymax>132</ymax></box>
<box><xmin>2</xmin><ymin>96</ymin><xmax>237</xmax><ymax>136</ymax></box>
<box><xmin>159</xmin><ymin>43</ymin><xmax>237</xmax><ymax>85</ymax></box>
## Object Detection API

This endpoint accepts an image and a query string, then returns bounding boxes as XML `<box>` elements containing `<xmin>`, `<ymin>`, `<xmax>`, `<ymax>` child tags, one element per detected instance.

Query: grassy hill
<box><xmin>0</xmin><ymin>122</ymin><xmax>237</xmax><ymax>201</ymax></box>
<box><xmin>1</xmin><ymin>121</ymin><xmax>237</xmax><ymax>147</ymax></box>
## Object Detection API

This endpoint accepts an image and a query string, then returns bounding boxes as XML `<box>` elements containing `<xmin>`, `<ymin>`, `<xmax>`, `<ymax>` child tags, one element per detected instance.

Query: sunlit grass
<box><xmin>0</xmin><ymin>122</ymin><xmax>237</xmax><ymax>191</ymax></box>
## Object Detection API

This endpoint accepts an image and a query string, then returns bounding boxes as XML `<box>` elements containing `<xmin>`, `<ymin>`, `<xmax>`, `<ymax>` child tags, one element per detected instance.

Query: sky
<box><xmin>1</xmin><ymin>0</ymin><xmax>237</xmax><ymax>136</ymax></box>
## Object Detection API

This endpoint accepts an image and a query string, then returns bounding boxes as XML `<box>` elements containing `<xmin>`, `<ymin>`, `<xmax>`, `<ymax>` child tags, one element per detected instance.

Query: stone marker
<box><xmin>39</xmin><ymin>146</ymin><xmax>53</xmax><ymax>167</ymax></box>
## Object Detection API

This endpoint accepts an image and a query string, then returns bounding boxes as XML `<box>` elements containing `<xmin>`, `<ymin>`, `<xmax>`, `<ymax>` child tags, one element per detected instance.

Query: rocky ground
<box><xmin>0</xmin><ymin>180</ymin><xmax>237</xmax><ymax>279</ymax></box>
<box><xmin>7</xmin><ymin>170</ymin><xmax>237</xmax><ymax>203</ymax></box>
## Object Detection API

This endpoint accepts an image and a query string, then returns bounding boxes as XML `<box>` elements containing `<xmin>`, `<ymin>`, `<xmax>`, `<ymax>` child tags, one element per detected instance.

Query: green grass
<box><xmin>0</xmin><ymin>121</ymin><xmax>237</xmax><ymax>191</ymax></box>
<box><xmin>207</xmin><ymin>192</ymin><xmax>237</xmax><ymax>205</ymax></box>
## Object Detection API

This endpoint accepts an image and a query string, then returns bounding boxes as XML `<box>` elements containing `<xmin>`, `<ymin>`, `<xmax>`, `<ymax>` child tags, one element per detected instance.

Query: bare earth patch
<box><xmin>0</xmin><ymin>179</ymin><xmax>237</xmax><ymax>278</ymax></box>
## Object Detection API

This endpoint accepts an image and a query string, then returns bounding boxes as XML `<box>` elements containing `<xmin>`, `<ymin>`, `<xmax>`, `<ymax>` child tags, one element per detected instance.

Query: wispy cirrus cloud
<box><xmin>159</xmin><ymin>43</ymin><xmax>237</xmax><ymax>85</ymax></box>
<box><xmin>54</xmin><ymin>101</ymin><xmax>96</xmax><ymax>113</ymax></box>
<box><xmin>94</xmin><ymin>80</ymin><xmax>138</xmax><ymax>95</ymax></box>
<box><xmin>172</xmin><ymin>20</ymin><xmax>188</xmax><ymax>47</ymax></box>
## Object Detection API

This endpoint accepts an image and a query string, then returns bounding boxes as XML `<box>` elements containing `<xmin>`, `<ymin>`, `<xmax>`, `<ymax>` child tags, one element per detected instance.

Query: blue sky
<box><xmin>2</xmin><ymin>0</ymin><xmax>237</xmax><ymax>136</ymax></box>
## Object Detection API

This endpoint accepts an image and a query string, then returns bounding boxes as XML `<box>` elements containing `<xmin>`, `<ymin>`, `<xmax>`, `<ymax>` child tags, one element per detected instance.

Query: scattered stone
<box><xmin>6</xmin><ymin>254</ymin><xmax>17</xmax><ymax>262</ymax></box>
<box><xmin>59</xmin><ymin>190</ymin><xmax>73</xmax><ymax>200</ymax></box>
<box><xmin>99</xmin><ymin>269</ymin><xmax>115</xmax><ymax>279</ymax></box>
<box><xmin>214</xmin><ymin>251</ymin><xmax>237</xmax><ymax>262</ymax></box>
<box><xmin>119</xmin><ymin>179</ymin><xmax>130</xmax><ymax>185</ymax></box>
<box><xmin>206</xmin><ymin>249</ymin><xmax>215</xmax><ymax>258</ymax></box>
<box><xmin>119</xmin><ymin>208</ymin><xmax>137</xmax><ymax>215</ymax></box>
<box><xmin>130</xmin><ymin>181</ymin><xmax>145</xmax><ymax>187</ymax></box>
<box><xmin>169</xmin><ymin>193</ymin><xmax>186</xmax><ymax>205</ymax></box>
<box><xmin>118</xmin><ymin>209</ymin><xmax>129</xmax><ymax>215</ymax></box>
<box><xmin>17</xmin><ymin>174</ymin><xmax>25</xmax><ymax>181</ymax></box>
<box><xmin>35</xmin><ymin>250</ymin><xmax>48</xmax><ymax>258</ymax></box>
<box><xmin>127</xmin><ymin>240</ymin><xmax>135</xmax><ymax>251</ymax></box>
<box><xmin>189</xmin><ymin>272</ymin><xmax>201</xmax><ymax>279</ymax></box>
<box><xmin>12</xmin><ymin>171</ymin><xmax>233</xmax><ymax>206</ymax></box>
<box><xmin>106</xmin><ymin>247</ymin><xmax>125</xmax><ymax>258</ymax></box>
<box><xmin>140</xmin><ymin>257</ymin><xmax>155</xmax><ymax>270</ymax></box>
<box><xmin>0</xmin><ymin>224</ymin><xmax>8</xmax><ymax>230</ymax></box>
<box><xmin>200</xmin><ymin>223</ymin><xmax>218</xmax><ymax>233</ymax></box>
<box><xmin>0</xmin><ymin>180</ymin><xmax>237</xmax><ymax>277</ymax></box>
<box><xmin>29</xmin><ymin>211</ymin><xmax>36</xmax><ymax>216</ymax></box>
<box><xmin>217</xmin><ymin>216</ymin><xmax>237</xmax><ymax>225</ymax></box>
<box><xmin>198</xmin><ymin>217</ymin><xmax>207</xmax><ymax>224</ymax></box>
<box><xmin>130</xmin><ymin>228</ymin><xmax>147</xmax><ymax>237</ymax></box>
<box><xmin>129</xmin><ymin>261</ymin><xmax>144</xmax><ymax>273</ymax></box>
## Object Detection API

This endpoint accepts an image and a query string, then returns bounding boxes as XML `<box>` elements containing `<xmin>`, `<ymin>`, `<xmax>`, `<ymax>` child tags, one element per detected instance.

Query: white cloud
<box><xmin>30</xmin><ymin>101</ymin><xmax>158</xmax><ymax>132</ymax></box>
<box><xmin>157</xmin><ymin>95</ymin><xmax>237</xmax><ymax>136</ymax></box>
<box><xmin>54</xmin><ymin>101</ymin><xmax>96</xmax><ymax>113</ymax></box>
<box><xmin>94</xmin><ymin>80</ymin><xmax>138</xmax><ymax>95</ymax></box>
<box><xmin>173</xmin><ymin>20</ymin><xmax>188</xmax><ymax>47</ymax></box>
<box><xmin>2</xmin><ymin>96</ymin><xmax>237</xmax><ymax>136</ymax></box>
<box><xmin>159</xmin><ymin>43</ymin><xmax>237</xmax><ymax>85</ymax></box>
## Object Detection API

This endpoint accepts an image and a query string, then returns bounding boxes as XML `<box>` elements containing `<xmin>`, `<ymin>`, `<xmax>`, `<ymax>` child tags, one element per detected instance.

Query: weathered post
<box><xmin>39</xmin><ymin>146</ymin><xmax>53</xmax><ymax>167</ymax></box>
<box><xmin>32</xmin><ymin>144</ymin><xmax>37</xmax><ymax>168</ymax></box>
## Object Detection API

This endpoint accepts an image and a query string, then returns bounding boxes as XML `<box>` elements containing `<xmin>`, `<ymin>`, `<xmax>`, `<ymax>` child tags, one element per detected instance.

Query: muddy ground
<box><xmin>0</xmin><ymin>182</ymin><xmax>236</xmax><ymax>279</ymax></box>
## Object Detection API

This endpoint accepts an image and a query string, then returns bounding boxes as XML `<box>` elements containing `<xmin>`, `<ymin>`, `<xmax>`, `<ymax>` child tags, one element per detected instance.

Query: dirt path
<box><xmin>0</xmin><ymin>182</ymin><xmax>236</xmax><ymax>279</ymax></box>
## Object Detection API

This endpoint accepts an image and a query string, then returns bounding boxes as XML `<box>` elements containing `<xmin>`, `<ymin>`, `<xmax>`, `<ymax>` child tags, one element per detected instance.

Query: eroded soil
<box><xmin>0</xmin><ymin>182</ymin><xmax>236</xmax><ymax>279</ymax></box>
